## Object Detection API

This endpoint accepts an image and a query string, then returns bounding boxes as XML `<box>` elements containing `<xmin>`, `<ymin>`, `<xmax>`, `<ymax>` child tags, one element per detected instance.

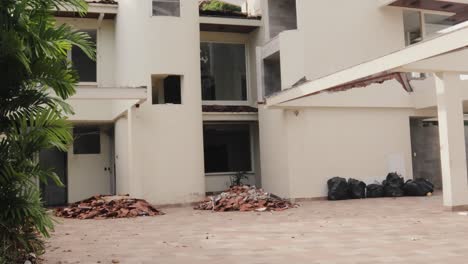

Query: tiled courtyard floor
<box><xmin>43</xmin><ymin>194</ymin><xmax>468</xmax><ymax>264</ymax></box>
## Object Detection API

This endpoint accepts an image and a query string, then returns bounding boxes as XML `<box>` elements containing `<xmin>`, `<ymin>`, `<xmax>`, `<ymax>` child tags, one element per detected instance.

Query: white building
<box><xmin>41</xmin><ymin>0</ymin><xmax>468</xmax><ymax>211</ymax></box>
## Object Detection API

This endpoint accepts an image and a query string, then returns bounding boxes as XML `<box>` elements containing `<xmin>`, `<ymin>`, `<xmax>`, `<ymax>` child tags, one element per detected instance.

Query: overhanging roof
<box><xmin>54</xmin><ymin>1</ymin><xmax>118</xmax><ymax>19</ymax></box>
<box><xmin>68</xmin><ymin>87</ymin><xmax>147</xmax><ymax>122</ymax></box>
<box><xmin>266</xmin><ymin>22</ymin><xmax>468</xmax><ymax>106</ymax></box>
<box><xmin>199</xmin><ymin>16</ymin><xmax>262</xmax><ymax>33</ymax></box>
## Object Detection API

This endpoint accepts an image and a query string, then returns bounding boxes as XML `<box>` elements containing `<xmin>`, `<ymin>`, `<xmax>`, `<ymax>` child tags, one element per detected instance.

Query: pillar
<box><xmin>435</xmin><ymin>72</ymin><xmax>468</xmax><ymax>210</ymax></box>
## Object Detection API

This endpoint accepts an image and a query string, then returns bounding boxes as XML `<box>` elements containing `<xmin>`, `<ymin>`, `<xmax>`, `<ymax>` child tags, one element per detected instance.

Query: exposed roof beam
<box><xmin>398</xmin><ymin>47</ymin><xmax>468</xmax><ymax>73</ymax></box>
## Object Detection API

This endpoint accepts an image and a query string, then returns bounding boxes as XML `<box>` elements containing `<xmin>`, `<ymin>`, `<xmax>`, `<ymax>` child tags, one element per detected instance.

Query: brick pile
<box><xmin>55</xmin><ymin>195</ymin><xmax>164</xmax><ymax>219</ymax></box>
<box><xmin>194</xmin><ymin>186</ymin><xmax>296</xmax><ymax>212</ymax></box>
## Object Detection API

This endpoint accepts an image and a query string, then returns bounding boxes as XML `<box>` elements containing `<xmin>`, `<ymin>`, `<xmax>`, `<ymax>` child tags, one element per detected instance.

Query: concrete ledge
<box><xmin>446</xmin><ymin>205</ymin><xmax>468</xmax><ymax>212</ymax></box>
<box><xmin>290</xmin><ymin>197</ymin><xmax>327</xmax><ymax>203</ymax></box>
<box><xmin>154</xmin><ymin>202</ymin><xmax>199</xmax><ymax>209</ymax></box>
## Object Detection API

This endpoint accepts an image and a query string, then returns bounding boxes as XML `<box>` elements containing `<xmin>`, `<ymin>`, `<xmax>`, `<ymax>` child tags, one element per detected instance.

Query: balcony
<box><xmin>199</xmin><ymin>0</ymin><xmax>262</xmax><ymax>33</ymax></box>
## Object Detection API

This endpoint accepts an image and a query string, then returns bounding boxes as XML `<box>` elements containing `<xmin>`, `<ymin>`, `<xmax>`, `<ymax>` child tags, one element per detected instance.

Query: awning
<box><xmin>266</xmin><ymin>21</ymin><xmax>468</xmax><ymax>106</ymax></box>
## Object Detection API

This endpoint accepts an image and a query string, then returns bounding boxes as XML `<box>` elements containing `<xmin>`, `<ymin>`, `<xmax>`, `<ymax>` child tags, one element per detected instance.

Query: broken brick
<box><xmin>194</xmin><ymin>186</ymin><xmax>297</xmax><ymax>212</ymax></box>
<box><xmin>55</xmin><ymin>195</ymin><xmax>164</xmax><ymax>220</ymax></box>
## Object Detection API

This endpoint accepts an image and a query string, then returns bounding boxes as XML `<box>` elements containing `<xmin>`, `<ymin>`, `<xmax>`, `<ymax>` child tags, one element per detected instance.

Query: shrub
<box><xmin>0</xmin><ymin>0</ymin><xmax>94</xmax><ymax>262</ymax></box>
<box><xmin>200</xmin><ymin>0</ymin><xmax>242</xmax><ymax>12</ymax></box>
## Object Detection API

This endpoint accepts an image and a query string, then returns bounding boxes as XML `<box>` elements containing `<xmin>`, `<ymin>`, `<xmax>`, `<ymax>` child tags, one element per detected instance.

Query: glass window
<box><xmin>73</xmin><ymin>126</ymin><xmax>100</xmax><ymax>154</ymax></box>
<box><xmin>403</xmin><ymin>10</ymin><xmax>422</xmax><ymax>46</ymax></box>
<box><xmin>152</xmin><ymin>0</ymin><xmax>180</xmax><ymax>17</ymax></box>
<box><xmin>203</xmin><ymin>124</ymin><xmax>252</xmax><ymax>173</ymax></box>
<box><xmin>200</xmin><ymin>42</ymin><xmax>247</xmax><ymax>101</ymax></box>
<box><xmin>71</xmin><ymin>30</ymin><xmax>97</xmax><ymax>82</ymax></box>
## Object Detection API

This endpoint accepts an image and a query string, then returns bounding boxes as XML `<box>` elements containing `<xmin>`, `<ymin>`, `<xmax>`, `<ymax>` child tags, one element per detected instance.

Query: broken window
<box><xmin>152</xmin><ymin>0</ymin><xmax>180</xmax><ymax>17</ymax></box>
<box><xmin>73</xmin><ymin>126</ymin><xmax>100</xmax><ymax>154</ymax></box>
<box><xmin>263</xmin><ymin>52</ymin><xmax>282</xmax><ymax>97</ymax></box>
<box><xmin>268</xmin><ymin>0</ymin><xmax>297</xmax><ymax>39</ymax></box>
<box><xmin>203</xmin><ymin>124</ymin><xmax>252</xmax><ymax>174</ymax></box>
<box><xmin>152</xmin><ymin>75</ymin><xmax>182</xmax><ymax>104</ymax></box>
<box><xmin>72</xmin><ymin>30</ymin><xmax>97</xmax><ymax>82</ymax></box>
<box><xmin>200</xmin><ymin>42</ymin><xmax>247</xmax><ymax>102</ymax></box>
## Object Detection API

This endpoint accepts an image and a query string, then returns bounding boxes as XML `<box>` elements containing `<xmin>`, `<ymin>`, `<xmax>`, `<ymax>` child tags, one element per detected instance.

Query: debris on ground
<box><xmin>55</xmin><ymin>195</ymin><xmax>164</xmax><ymax>219</ymax></box>
<box><xmin>366</xmin><ymin>183</ymin><xmax>385</xmax><ymax>198</ymax></box>
<box><xmin>347</xmin><ymin>178</ymin><xmax>366</xmax><ymax>199</ymax></box>
<box><xmin>327</xmin><ymin>173</ymin><xmax>435</xmax><ymax>200</ymax></box>
<box><xmin>403</xmin><ymin>178</ymin><xmax>434</xmax><ymax>196</ymax></box>
<box><xmin>327</xmin><ymin>177</ymin><xmax>349</xmax><ymax>201</ymax></box>
<box><xmin>194</xmin><ymin>185</ymin><xmax>296</xmax><ymax>212</ymax></box>
<box><xmin>383</xmin><ymin>173</ymin><xmax>405</xmax><ymax>197</ymax></box>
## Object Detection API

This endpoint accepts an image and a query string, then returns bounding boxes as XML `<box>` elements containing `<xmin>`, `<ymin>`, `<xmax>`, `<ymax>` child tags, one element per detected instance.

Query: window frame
<box><xmin>72</xmin><ymin>126</ymin><xmax>101</xmax><ymax>155</ymax></box>
<box><xmin>151</xmin><ymin>74</ymin><xmax>183</xmax><ymax>105</ymax></box>
<box><xmin>403</xmin><ymin>9</ymin><xmax>455</xmax><ymax>46</ymax></box>
<box><xmin>200</xmin><ymin>39</ymin><xmax>251</xmax><ymax>106</ymax></box>
<box><xmin>150</xmin><ymin>0</ymin><xmax>181</xmax><ymax>17</ymax></box>
<box><xmin>203</xmin><ymin>122</ymin><xmax>256</xmax><ymax>176</ymax></box>
<box><xmin>69</xmin><ymin>28</ymin><xmax>98</xmax><ymax>87</ymax></box>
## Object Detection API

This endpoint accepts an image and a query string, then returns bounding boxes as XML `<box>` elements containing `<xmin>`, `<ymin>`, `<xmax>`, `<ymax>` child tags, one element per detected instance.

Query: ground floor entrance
<box><xmin>40</xmin><ymin>148</ymin><xmax>68</xmax><ymax>206</ymax></box>
<box><xmin>40</xmin><ymin>124</ymin><xmax>115</xmax><ymax>205</ymax></box>
<box><xmin>410</xmin><ymin>117</ymin><xmax>468</xmax><ymax>190</ymax></box>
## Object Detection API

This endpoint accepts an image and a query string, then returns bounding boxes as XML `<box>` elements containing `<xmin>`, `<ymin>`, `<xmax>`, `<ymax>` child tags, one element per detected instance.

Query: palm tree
<box><xmin>0</xmin><ymin>0</ymin><xmax>95</xmax><ymax>262</ymax></box>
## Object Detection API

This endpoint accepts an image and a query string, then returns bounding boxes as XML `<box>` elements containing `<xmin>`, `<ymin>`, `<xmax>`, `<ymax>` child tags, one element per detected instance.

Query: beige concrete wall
<box><xmin>297</xmin><ymin>0</ymin><xmax>404</xmax><ymax>81</ymax></box>
<box><xmin>68</xmin><ymin>100</ymin><xmax>115</xmax><ymax>122</ymax></box>
<box><xmin>115</xmin><ymin>0</ymin><xmax>205</xmax><ymax>204</ymax></box>
<box><xmin>258</xmin><ymin>106</ymin><xmax>291</xmax><ymax>198</ymax></box>
<box><xmin>279</xmin><ymin>30</ymin><xmax>304</xmax><ymax>89</ymax></box>
<box><xmin>259</xmin><ymin>106</ymin><xmax>415</xmax><ymax>199</ymax></box>
<box><xmin>114</xmin><ymin>115</ymin><xmax>130</xmax><ymax>195</ymax></box>
<box><xmin>285</xmin><ymin>107</ymin><xmax>413</xmax><ymax>199</ymax></box>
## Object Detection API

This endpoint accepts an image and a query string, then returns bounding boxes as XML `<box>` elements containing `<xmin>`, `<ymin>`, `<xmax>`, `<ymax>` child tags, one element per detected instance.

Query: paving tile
<box><xmin>43</xmin><ymin>194</ymin><xmax>468</xmax><ymax>264</ymax></box>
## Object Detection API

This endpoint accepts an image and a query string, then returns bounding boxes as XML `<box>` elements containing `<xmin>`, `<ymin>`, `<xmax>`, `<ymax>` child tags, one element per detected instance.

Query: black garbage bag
<box><xmin>348</xmin><ymin>178</ymin><xmax>366</xmax><ymax>199</ymax></box>
<box><xmin>383</xmin><ymin>173</ymin><xmax>404</xmax><ymax>197</ymax></box>
<box><xmin>327</xmin><ymin>177</ymin><xmax>349</xmax><ymax>200</ymax></box>
<box><xmin>403</xmin><ymin>178</ymin><xmax>434</xmax><ymax>196</ymax></box>
<box><xmin>366</xmin><ymin>184</ymin><xmax>384</xmax><ymax>198</ymax></box>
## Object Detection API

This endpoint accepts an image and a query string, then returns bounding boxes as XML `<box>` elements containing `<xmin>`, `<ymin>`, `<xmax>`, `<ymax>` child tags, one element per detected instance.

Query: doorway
<box><xmin>40</xmin><ymin>148</ymin><xmax>68</xmax><ymax>206</ymax></box>
<box><xmin>68</xmin><ymin>124</ymin><xmax>114</xmax><ymax>202</ymax></box>
<box><xmin>410</xmin><ymin>118</ymin><xmax>442</xmax><ymax>189</ymax></box>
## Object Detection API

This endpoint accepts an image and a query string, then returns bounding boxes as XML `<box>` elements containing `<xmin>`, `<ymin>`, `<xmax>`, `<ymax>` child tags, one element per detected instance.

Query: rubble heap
<box><xmin>55</xmin><ymin>195</ymin><xmax>164</xmax><ymax>219</ymax></box>
<box><xmin>195</xmin><ymin>185</ymin><xmax>296</xmax><ymax>212</ymax></box>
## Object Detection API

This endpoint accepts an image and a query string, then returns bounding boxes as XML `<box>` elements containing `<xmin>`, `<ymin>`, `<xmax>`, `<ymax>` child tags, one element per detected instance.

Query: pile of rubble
<box><xmin>195</xmin><ymin>185</ymin><xmax>296</xmax><ymax>212</ymax></box>
<box><xmin>55</xmin><ymin>195</ymin><xmax>164</xmax><ymax>219</ymax></box>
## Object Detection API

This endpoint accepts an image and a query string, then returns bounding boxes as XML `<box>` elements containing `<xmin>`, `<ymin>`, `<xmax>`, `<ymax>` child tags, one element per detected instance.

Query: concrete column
<box><xmin>435</xmin><ymin>72</ymin><xmax>468</xmax><ymax>210</ymax></box>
